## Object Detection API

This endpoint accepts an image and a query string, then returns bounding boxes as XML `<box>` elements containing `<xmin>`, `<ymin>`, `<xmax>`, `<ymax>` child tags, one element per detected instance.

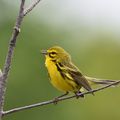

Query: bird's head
<box><xmin>41</xmin><ymin>46</ymin><xmax>71</xmax><ymax>62</ymax></box>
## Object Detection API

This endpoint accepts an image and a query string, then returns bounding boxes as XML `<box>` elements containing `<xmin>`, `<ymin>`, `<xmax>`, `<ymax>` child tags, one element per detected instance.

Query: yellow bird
<box><xmin>41</xmin><ymin>46</ymin><xmax>116</xmax><ymax>99</ymax></box>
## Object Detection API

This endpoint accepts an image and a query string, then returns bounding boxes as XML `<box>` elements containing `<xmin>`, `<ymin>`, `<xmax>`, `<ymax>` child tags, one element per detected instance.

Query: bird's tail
<box><xmin>85</xmin><ymin>76</ymin><xmax>120</xmax><ymax>86</ymax></box>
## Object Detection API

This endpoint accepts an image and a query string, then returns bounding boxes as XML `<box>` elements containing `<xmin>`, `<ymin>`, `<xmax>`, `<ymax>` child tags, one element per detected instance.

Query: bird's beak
<box><xmin>41</xmin><ymin>49</ymin><xmax>48</xmax><ymax>55</ymax></box>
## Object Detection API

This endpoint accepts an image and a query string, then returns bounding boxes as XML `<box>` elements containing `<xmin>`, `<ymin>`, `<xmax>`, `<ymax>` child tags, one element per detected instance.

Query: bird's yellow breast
<box><xmin>45</xmin><ymin>58</ymin><xmax>77</xmax><ymax>92</ymax></box>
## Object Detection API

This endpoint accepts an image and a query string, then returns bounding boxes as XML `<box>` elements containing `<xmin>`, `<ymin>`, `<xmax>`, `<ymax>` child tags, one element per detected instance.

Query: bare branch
<box><xmin>0</xmin><ymin>0</ymin><xmax>25</xmax><ymax>118</ymax></box>
<box><xmin>0</xmin><ymin>70</ymin><xmax>2</xmax><ymax>77</ymax></box>
<box><xmin>0</xmin><ymin>0</ymin><xmax>42</xmax><ymax>118</ymax></box>
<box><xmin>2</xmin><ymin>80</ymin><xmax>120</xmax><ymax>116</ymax></box>
<box><xmin>24</xmin><ymin>0</ymin><xmax>42</xmax><ymax>16</ymax></box>
<box><xmin>0</xmin><ymin>70</ymin><xmax>3</xmax><ymax>117</ymax></box>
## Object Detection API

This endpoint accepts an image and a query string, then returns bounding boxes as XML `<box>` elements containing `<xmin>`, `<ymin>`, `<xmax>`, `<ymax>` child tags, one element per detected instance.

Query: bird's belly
<box><xmin>50</xmin><ymin>72</ymin><xmax>75</xmax><ymax>92</ymax></box>
<box><xmin>45</xmin><ymin>60</ymin><xmax>77</xmax><ymax>92</ymax></box>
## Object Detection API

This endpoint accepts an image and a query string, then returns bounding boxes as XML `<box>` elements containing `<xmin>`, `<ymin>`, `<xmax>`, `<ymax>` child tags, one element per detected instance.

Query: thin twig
<box><xmin>0</xmin><ymin>0</ymin><xmax>42</xmax><ymax>119</ymax></box>
<box><xmin>2</xmin><ymin>80</ymin><xmax>120</xmax><ymax>116</ymax></box>
<box><xmin>24</xmin><ymin>0</ymin><xmax>42</xmax><ymax>16</ymax></box>
<box><xmin>0</xmin><ymin>70</ymin><xmax>3</xmax><ymax>116</ymax></box>
<box><xmin>0</xmin><ymin>0</ymin><xmax>25</xmax><ymax>118</ymax></box>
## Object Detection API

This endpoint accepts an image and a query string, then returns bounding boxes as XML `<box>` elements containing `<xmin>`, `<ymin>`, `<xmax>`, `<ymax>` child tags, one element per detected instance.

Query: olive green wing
<box><xmin>56</xmin><ymin>62</ymin><xmax>92</xmax><ymax>92</ymax></box>
<box><xmin>68</xmin><ymin>70</ymin><xmax>92</xmax><ymax>91</ymax></box>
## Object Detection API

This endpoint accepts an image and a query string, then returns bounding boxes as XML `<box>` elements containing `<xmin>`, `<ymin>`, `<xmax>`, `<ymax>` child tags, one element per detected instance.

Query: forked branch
<box><xmin>24</xmin><ymin>0</ymin><xmax>42</xmax><ymax>16</ymax></box>
<box><xmin>0</xmin><ymin>0</ymin><xmax>41</xmax><ymax>119</ymax></box>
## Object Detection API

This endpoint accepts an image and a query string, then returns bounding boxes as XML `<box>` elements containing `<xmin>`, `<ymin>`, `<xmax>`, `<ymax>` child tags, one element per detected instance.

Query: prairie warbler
<box><xmin>41</xmin><ymin>46</ymin><xmax>117</xmax><ymax>99</ymax></box>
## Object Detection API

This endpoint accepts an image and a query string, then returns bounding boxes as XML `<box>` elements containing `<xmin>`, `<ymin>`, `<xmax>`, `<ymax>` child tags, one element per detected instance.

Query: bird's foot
<box><xmin>75</xmin><ymin>91</ymin><xmax>84</xmax><ymax>99</ymax></box>
<box><xmin>53</xmin><ymin>97</ymin><xmax>59</xmax><ymax>105</ymax></box>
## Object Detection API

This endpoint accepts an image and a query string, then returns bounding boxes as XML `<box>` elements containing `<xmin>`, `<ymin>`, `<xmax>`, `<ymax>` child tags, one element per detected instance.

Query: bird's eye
<box><xmin>51</xmin><ymin>52</ymin><xmax>56</xmax><ymax>55</ymax></box>
<box><xmin>49</xmin><ymin>51</ymin><xmax>57</xmax><ymax>58</ymax></box>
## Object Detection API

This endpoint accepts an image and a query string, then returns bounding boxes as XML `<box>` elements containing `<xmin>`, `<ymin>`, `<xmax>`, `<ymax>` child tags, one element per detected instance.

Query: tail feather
<box><xmin>85</xmin><ymin>76</ymin><xmax>120</xmax><ymax>86</ymax></box>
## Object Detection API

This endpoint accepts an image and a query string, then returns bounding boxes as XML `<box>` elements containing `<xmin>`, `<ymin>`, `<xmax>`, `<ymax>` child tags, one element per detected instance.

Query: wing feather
<box><xmin>56</xmin><ymin>62</ymin><xmax>92</xmax><ymax>91</ymax></box>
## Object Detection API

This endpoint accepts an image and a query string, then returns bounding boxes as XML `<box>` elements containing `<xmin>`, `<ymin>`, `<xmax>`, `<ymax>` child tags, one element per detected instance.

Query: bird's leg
<box><xmin>53</xmin><ymin>92</ymin><xmax>69</xmax><ymax>104</ymax></box>
<box><xmin>57</xmin><ymin>91</ymin><xmax>69</xmax><ymax>98</ymax></box>
<box><xmin>75</xmin><ymin>91</ymin><xmax>84</xmax><ymax>99</ymax></box>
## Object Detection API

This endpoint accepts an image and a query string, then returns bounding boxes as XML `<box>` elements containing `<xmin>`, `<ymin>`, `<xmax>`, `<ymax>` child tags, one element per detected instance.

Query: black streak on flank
<box><xmin>55</xmin><ymin>63</ymin><xmax>66</xmax><ymax>79</ymax></box>
<box><xmin>55</xmin><ymin>62</ymin><xmax>75</xmax><ymax>90</ymax></box>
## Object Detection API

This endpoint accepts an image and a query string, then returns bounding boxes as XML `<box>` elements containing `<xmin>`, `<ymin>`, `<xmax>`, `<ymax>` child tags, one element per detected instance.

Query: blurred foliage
<box><xmin>1</xmin><ymin>1</ymin><xmax>120</xmax><ymax>120</ymax></box>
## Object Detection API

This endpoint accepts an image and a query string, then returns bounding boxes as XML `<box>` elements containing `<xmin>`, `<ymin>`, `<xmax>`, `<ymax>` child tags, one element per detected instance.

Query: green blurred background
<box><xmin>1</xmin><ymin>0</ymin><xmax>120</xmax><ymax>120</ymax></box>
